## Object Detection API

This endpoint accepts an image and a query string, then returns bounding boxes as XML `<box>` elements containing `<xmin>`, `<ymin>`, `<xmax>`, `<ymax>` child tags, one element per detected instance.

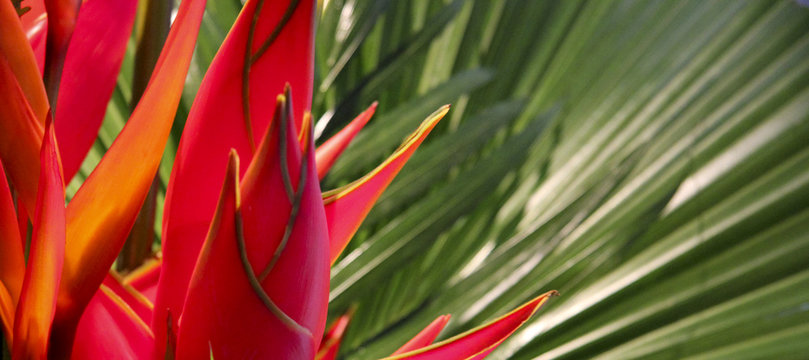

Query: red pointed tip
<box><xmin>12</xmin><ymin>108</ymin><xmax>65</xmax><ymax>359</ymax></box>
<box><xmin>315</xmin><ymin>103</ymin><xmax>378</xmax><ymax>180</ymax></box>
<box><xmin>323</xmin><ymin>106</ymin><xmax>448</xmax><ymax>264</ymax></box>
<box><xmin>175</xmin><ymin>149</ymin><xmax>242</xmax><ymax>358</ymax></box>
<box><xmin>384</xmin><ymin>291</ymin><xmax>557</xmax><ymax>359</ymax></box>
<box><xmin>316</xmin><ymin>311</ymin><xmax>354</xmax><ymax>360</ymax></box>
<box><xmin>391</xmin><ymin>314</ymin><xmax>452</xmax><ymax>356</ymax></box>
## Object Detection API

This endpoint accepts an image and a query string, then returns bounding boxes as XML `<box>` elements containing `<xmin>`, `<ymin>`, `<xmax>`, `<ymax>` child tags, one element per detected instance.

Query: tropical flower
<box><xmin>0</xmin><ymin>0</ymin><xmax>556</xmax><ymax>358</ymax></box>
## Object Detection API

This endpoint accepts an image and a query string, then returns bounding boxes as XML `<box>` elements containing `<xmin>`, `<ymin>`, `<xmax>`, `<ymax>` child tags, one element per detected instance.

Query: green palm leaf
<box><xmin>317</xmin><ymin>0</ymin><xmax>809</xmax><ymax>359</ymax></box>
<box><xmin>73</xmin><ymin>0</ymin><xmax>809</xmax><ymax>358</ymax></box>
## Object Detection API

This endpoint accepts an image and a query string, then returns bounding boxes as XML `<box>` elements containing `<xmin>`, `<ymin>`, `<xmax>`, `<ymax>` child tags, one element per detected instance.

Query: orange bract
<box><xmin>12</xmin><ymin>119</ymin><xmax>65</xmax><ymax>359</ymax></box>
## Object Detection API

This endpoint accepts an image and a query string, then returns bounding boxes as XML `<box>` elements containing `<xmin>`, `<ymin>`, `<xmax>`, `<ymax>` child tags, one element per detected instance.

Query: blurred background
<box><xmin>71</xmin><ymin>0</ymin><xmax>809</xmax><ymax>358</ymax></box>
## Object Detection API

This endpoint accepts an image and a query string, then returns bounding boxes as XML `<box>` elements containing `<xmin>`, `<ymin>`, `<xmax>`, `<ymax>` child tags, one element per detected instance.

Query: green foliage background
<box><xmin>69</xmin><ymin>0</ymin><xmax>809</xmax><ymax>358</ymax></box>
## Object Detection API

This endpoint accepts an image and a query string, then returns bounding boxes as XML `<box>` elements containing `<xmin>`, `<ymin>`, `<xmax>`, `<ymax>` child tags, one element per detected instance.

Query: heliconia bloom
<box><xmin>154</xmin><ymin>0</ymin><xmax>316</xmax><ymax>349</ymax></box>
<box><xmin>176</xmin><ymin>92</ymin><xmax>330</xmax><ymax>358</ymax></box>
<box><xmin>0</xmin><ymin>0</ymin><xmax>559</xmax><ymax>358</ymax></box>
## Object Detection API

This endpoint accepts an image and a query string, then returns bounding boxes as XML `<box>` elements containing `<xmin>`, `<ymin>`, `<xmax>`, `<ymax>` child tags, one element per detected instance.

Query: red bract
<box><xmin>0</xmin><ymin>0</ymin><xmax>556</xmax><ymax>358</ymax></box>
<box><xmin>54</xmin><ymin>0</ymin><xmax>137</xmax><ymax>180</ymax></box>
<box><xmin>391</xmin><ymin>315</ymin><xmax>452</xmax><ymax>356</ymax></box>
<box><xmin>152</xmin><ymin>0</ymin><xmax>317</xmax><ymax>351</ymax></box>
<box><xmin>316</xmin><ymin>311</ymin><xmax>353</xmax><ymax>360</ymax></box>
<box><xmin>382</xmin><ymin>291</ymin><xmax>559</xmax><ymax>359</ymax></box>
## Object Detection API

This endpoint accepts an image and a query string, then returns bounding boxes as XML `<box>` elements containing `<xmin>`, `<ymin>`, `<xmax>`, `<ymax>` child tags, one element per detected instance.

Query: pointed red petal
<box><xmin>237</xmin><ymin>98</ymin><xmax>329</xmax><ymax>356</ymax></box>
<box><xmin>55</xmin><ymin>0</ymin><xmax>138</xmax><ymax>180</ymax></box>
<box><xmin>0</xmin><ymin>53</ymin><xmax>45</xmax><ymax>217</ymax></box>
<box><xmin>51</xmin><ymin>0</ymin><xmax>205</xmax><ymax>344</ymax></box>
<box><xmin>0</xmin><ymin>0</ymin><xmax>49</xmax><ymax>124</ymax></box>
<box><xmin>12</xmin><ymin>118</ymin><xmax>66</xmax><ymax>359</ymax></box>
<box><xmin>175</xmin><ymin>151</ymin><xmax>244</xmax><ymax>359</ymax></box>
<box><xmin>155</xmin><ymin>0</ymin><xmax>317</xmax><ymax>348</ymax></box>
<box><xmin>315</xmin><ymin>102</ymin><xmax>377</xmax><ymax>180</ymax></box>
<box><xmin>0</xmin><ymin>161</ymin><xmax>25</xmax><ymax>313</ymax></box>
<box><xmin>316</xmin><ymin>312</ymin><xmax>353</xmax><ymax>360</ymax></box>
<box><xmin>323</xmin><ymin>106</ymin><xmax>448</xmax><ymax>264</ymax></box>
<box><xmin>391</xmin><ymin>315</ymin><xmax>451</xmax><ymax>356</ymax></box>
<box><xmin>384</xmin><ymin>291</ymin><xmax>558</xmax><ymax>359</ymax></box>
<box><xmin>71</xmin><ymin>285</ymin><xmax>155</xmax><ymax>359</ymax></box>
<box><xmin>178</xmin><ymin>94</ymin><xmax>330</xmax><ymax>358</ymax></box>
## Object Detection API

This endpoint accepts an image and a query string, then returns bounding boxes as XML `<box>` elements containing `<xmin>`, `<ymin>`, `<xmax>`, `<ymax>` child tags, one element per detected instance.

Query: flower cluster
<box><xmin>0</xmin><ymin>0</ymin><xmax>554</xmax><ymax>358</ymax></box>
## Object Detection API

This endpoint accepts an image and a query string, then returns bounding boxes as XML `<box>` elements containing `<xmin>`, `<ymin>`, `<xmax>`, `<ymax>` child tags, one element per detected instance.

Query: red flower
<box><xmin>0</xmin><ymin>0</ymin><xmax>556</xmax><ymax>358</ymax></box>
